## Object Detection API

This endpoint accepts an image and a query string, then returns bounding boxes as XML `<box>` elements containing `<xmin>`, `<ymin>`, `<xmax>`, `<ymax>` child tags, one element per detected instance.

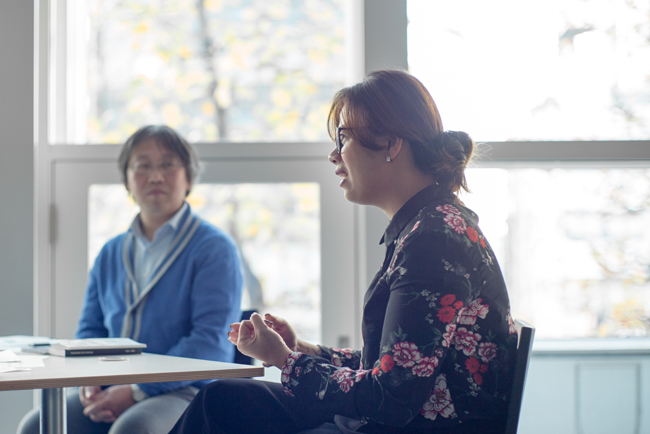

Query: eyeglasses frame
<box><xmin>335</xmin><ymin>127</ymin><xmax>351</xmax><ymax>154</ymax></box>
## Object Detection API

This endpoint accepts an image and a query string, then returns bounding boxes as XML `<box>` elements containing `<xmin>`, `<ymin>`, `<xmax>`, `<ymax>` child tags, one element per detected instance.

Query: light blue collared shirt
<box><xmin>129</xmin><ymin>202</ymin><xmax>189</xmax><ymax>296</ymax></box>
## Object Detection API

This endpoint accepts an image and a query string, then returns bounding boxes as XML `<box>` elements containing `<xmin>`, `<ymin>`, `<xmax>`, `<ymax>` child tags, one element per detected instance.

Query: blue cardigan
<box><xmin>76</xmin><ymin>206</ymin><xmax>243</xmax><ymax>396</ymax></box>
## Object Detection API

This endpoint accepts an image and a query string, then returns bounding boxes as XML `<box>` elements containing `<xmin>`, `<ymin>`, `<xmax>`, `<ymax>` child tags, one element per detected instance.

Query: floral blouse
<box><xmin>281</xmin><ymin>184</ymin><xmax>518</xmax><ymax>434</ymax></box>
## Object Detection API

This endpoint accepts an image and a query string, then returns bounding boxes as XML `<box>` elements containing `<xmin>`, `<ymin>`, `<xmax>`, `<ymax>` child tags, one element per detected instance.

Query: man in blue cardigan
<box><xmin>18</xmin><ymin>125</ymin><xmax>243</xmax><ymax>434</ymax></box>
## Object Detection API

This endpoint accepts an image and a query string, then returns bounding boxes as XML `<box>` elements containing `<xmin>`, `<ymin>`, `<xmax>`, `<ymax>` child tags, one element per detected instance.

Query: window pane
<box><xmin>462</xmin><ymin>168</ymin><xmax>650</xmax><ymax>339</ymax></box>
<box><xmin>65</xmin><ymin>0</ymin><xmax>345</xmax><ymax>144</ymax></box>
<box><xmin>88</xmin><ymin>183</ymin><xmax>322</xmax><ymax>343</ymax></box>
<box><xmin>408</xmin><ymin>0</ymin><xmax>650</xmax><ymax>141</ymax></box>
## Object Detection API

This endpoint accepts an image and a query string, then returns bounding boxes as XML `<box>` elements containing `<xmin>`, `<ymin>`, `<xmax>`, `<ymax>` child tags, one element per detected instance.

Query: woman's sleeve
<box><xmin>280</xmin><ymin>230</ymin><xmax>494</xmax><ymax>428</ymax></box>
<box><xmin>138</xmin><ymin>234</ymin><xmax>243</xmax><ymax>397</ymax></box>
<box><xmin>318</xmin><ymin>346</ymin><xmax>362</xmax><ymax>370</ymax></box>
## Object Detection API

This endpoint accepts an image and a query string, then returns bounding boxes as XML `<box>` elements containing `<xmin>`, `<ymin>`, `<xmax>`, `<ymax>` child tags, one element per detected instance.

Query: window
<box><xmin>408</xmin><ymin>0</ymin><xmax>650</xmax><ymax>142</ymax></box>
<box><xmin>409</xmin><ymin>0</ymin><xmax>650</xmax><ymax>339</ymax></box>
<box><xmin>40</xmin><ymin>0</ymin><xmax>356</xmax><ymax>347</ymax></box>
<box><xmin>52</xmin><ymin>0</ymin><xmax>346</xmax><ymax>144</ymax></box>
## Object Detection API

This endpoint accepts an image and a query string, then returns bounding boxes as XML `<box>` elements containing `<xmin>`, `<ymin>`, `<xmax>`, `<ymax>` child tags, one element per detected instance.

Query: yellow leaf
<box><xmin>162</xmin><ymin>104</ymin><xmax>182</xmax><ymax>126</ymax></box>
<box><xmin>214</xmin><ymin>79</ymin><xmax>232</xmax><ymax>108</ymax></box>
<box><xmin>134</xmin><ymin>23</ymin><xmax>149</xmax><ymax>34</ymax></box>
<box><xmin>178</xmin><ymin>46</ymin><xmax>192</xmax><ymax>59</ymax></box>
<box><xmin>186</xmin><ymin>193</ymin><xmax>206</xmax><ymax>209</ymax></box>
<box><xmin>205</xmin><ymin>0</ymin><xmax>223</xmax><ymax>11</ymax></box>
<box><xmin>271</xmin><ymin>89</ymin><xmax>291</xmax><ymax>107</ymax></box>
<box><xmin>201</xmin><ymin>101</ymin><xmax>216</xmax><ymax>115</ymax></box>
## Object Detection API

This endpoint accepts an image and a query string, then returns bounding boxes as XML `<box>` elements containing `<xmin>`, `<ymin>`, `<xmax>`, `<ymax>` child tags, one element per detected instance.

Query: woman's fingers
<box><xmin>237</xmin><ymin>319</ymin><xmax>255</xmax><ymax>343</ymax></box>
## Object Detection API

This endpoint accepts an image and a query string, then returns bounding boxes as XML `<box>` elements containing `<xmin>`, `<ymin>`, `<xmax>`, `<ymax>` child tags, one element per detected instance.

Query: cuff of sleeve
<box><xmin>130</xmin><ymin>384</ymin><xmax>149</xmax><ymax>402</ymax></box>
<box><xmin>280</xmin><ymin>351</ymin><xmax>303</xmax><ymax>397</ymax></box>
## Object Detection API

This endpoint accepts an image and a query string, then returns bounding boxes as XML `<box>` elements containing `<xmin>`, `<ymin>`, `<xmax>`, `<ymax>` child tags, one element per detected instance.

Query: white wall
<box><xmin>0</xmin><ymin>1</ymin><xmax>36</xmax><ymax>433</ymax></box>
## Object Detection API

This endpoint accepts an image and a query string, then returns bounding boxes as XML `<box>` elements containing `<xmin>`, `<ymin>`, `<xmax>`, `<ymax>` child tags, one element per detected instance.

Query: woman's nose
<box><xmin>328</xmin><ymin>147</ymin><xmax>340</xmax><ymax>164</ymax></box>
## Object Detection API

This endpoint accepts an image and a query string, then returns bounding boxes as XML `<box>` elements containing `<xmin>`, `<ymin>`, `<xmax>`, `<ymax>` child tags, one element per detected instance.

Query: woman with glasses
<box><xmin>169</xmin><ymin>70</ymin><xmax>517</xmax><ymax>434</ymax></box>
<box><xmin>18</xmin><ymin>125</ymin><xmax>243</xmax><ymax>434</ymax></box>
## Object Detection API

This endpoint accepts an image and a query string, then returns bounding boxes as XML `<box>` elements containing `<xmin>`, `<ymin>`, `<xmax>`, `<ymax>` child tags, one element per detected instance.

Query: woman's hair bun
<box><xmin>440</xmin><ymin>131</ymin><xmax>474</xmax><ymax>164</ymax></box>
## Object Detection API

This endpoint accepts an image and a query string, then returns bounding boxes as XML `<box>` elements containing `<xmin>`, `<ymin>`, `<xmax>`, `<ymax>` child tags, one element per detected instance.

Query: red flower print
<box><xmin>334</xmin><ymin>348</ymin><xmax>354</xmax><ymax>359</ymax></box>
<box><xmin>332</xmin><ymin>368</ymin><xmax>355</xmax><ymax>393</ymax></box>
<box><xmin>295</xmin><ymin>367</ymin><xmax>302</xmax><ymax>377</ymax></box>
<box><xmin>440</xmin><ymin>294</ymin><xmax>456</xmax><ymax>306</ymax></box>
<box><xmin>412</xmin><ymin>356</ymin><xmax>439</xmax><ymax>377</ymax></box>
<box><xmin>331</xmin><ymin>354</ymin><xmax>343</xmax><ymax>367</ymax></box>
<box><xmin>355</xmin><ymin>370</ymin><xmax>369</xmax><ymax>382</ymax></box>
<box><xmin>380</xmin><ymin>354</ymin><xmax>395</xmax><ymax>372</ymax></box>
<box><xmin>392</xmin><ymin>342</ymin><xmax>422</xmax><ymax>368</ymax></box>
<box><xmin>372</xmin><ymin>367</ymin><xmax>380</xmax><ymax>375</ymax></box>
<box><xmin>480</xmin><ymin>237</ymin><xmax>486</xmax><ymax>248</ymax></box>
<box><xmin>436</xmin><ymin>204</ymin><xmax>461</xmax><ymax>215</ymax></box>
<box><xmin>479</xmin><ymin>364</ymin><xmax>488</xmax><ymax>373</ymax></box>
<box><xmin>453</xmin><ymin>327</ymin><xmax>481</xmax><ymax>356</ymax></box>
<box><xmin>444</xmin><ymin>214</ymin><xmax>467</xmax><ymax>234</ymax></box>
<box><xmin>457</xmin><ymin>298</ymin><xmax>489</xmax><ymax>326</ymax></box>
<box><xmin>282</xmin><ymin>385</ymin><xmax>294</xmax><ymax>397</ymax></box>
<box><xmin>420</xmin><ymin>374</ymin><xmax>455</xmax><ymax>420</ymax></box>
<box><xmin>437</xmin><ymin>306</ymin><xmax>456</xmax><ymax>323</ymax></box>
<box><xmin>477</xmin><ymin>342</ymin><xmax>498</xmax><ymax>363</ymax></box>
<box><xmin>473</xmin><ymin>373</ymin><xmax>483</xmax><ymax>385</ymax></box>
<box><xmin>466</xmin><ymin>227</ymin><xmax>479</xmax><ymax>242</ymax></box>
<box><xmin>442</xmin><ymin>324</ymin><xmax>457</xmax><ymax>348</ymax></box>
<box><xmin>453</xmin><ymin>301</ymin><xmax>464</xmax><ymax>309</ymax></box>
<box><xmin>465</xmin><ymin>357</ymin><xmax>480</xmax><ymax>374</ymax></box>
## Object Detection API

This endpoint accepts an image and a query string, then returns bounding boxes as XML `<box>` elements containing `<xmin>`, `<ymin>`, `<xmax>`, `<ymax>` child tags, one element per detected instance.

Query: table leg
<box><xmin>40</xmin><ymin>388</ymin><xmax>66</xmax><ymax>434</ymax></box>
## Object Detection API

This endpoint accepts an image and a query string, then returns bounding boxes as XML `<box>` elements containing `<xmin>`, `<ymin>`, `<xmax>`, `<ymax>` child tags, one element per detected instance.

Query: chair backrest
<box><xmin>504</xmin><ymin>319</ymin><xmax>535</xmax><ymax>434</ymax></box>
<box><xmin>233</xmin><ymin>309</ymin><xmax>256</xmax><ymax>365</ymax></box>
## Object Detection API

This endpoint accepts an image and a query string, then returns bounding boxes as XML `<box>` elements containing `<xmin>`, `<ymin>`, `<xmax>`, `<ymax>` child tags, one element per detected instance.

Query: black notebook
<box><xmin>48</xmin><ymin>338</ymin><xmax>146</xmax><ymax>357</ymax></box>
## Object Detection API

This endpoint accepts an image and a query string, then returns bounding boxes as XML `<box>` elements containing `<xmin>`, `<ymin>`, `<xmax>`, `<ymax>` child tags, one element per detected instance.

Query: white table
<box><xmin>0</xmin><ymin>352</ymin><xmax>264</xmax><ymax>434</ymax></box>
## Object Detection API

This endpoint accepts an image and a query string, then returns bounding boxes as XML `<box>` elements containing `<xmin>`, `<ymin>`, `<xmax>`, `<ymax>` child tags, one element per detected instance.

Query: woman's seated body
<box><xmin>168</xmin><ymin>70</ymin><xmax>517</xmax><ymax>434</ymax></box>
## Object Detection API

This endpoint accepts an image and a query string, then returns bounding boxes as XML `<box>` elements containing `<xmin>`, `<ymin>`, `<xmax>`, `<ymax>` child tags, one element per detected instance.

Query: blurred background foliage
<box><xmin>86</xmin><ymin>0</ymin><xmax>345</xmax><ymax>143</ymax></box>
<box><xmin>463</xmin><ymin>168</ymin><xmax>650</xmax><ymax>339</ymax></box>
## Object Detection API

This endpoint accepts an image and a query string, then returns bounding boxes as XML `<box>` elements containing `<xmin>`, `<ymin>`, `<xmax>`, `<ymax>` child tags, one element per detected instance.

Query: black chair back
<box><xmin>505</xmin><ymin>319</ymin><xmax>535</xmax><ymax>434</ymax></box>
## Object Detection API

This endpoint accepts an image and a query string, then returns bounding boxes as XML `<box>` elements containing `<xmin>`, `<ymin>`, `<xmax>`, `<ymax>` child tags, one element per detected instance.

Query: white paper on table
<box><xmin>0</xmin><ymin>350</ymin><xmax>19</xmax><ymax>362</ymax></box>
<box><xmin>0</xmin><ymin>350</ymin><xmax>46</xmax><ymax>373</ymax></box>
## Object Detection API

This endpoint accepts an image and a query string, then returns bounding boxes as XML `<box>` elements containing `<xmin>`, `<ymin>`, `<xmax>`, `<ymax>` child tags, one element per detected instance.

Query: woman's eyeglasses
<box><xmin>335</xmin><ymin>127</ymin><xmax>351</xmax><ymax>154</ymax></box>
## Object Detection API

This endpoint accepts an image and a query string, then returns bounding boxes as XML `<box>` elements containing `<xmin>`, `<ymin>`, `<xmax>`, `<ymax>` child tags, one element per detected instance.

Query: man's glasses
<box><xmin>129</xmin><ymin>160</ymin><xmax>183</xmax><ymax>177</ymax></box>
<box><xmin>335</xmin><ymin>127</ymin><xmax>351</xmax><ymax>154</ymax></box>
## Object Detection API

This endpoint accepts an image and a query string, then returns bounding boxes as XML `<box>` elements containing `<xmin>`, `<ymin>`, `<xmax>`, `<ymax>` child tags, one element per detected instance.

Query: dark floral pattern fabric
<box><xmin>281</xmin><ymin>185</ymin><xmax>517</xmax><ymax>433</ymax></box>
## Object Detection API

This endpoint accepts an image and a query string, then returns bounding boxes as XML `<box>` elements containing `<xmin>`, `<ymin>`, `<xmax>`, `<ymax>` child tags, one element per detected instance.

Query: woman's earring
<box><xmin>386</xmin><ymin>156</ymin><xmax>392</xmax><ymax>163</ymax></box>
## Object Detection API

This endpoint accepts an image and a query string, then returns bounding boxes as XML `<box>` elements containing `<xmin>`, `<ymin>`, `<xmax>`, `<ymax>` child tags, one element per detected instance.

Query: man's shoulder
<box><xmin>98</xmin><ymin>232</ymin><xmax>128</xmax><ymax>254</ymax></box>
<box><xmin>190</xmin><ymin>216</ymin><xmax>237</xmax><ymax>249</ymax></box>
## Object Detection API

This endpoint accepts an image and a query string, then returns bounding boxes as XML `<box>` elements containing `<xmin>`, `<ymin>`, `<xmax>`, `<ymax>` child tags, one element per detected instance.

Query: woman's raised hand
<box><xmin>233</xmin><ymin>313</ymin><xmax>292</xmax><ymax>369</ymax></box>
<box><xmin>263</xmin><ymin>313</ymin><xmax>299</xmax><ymax>351</ymax></box>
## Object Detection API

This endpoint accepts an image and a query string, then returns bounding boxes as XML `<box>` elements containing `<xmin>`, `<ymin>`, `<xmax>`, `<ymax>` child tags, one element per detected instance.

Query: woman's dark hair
<box><xmin>327</xmin><ymin>69</ymin><xmax>474</xmax><ymax>195</ymax></box>
<box><xmin>118</xmin><ymin>125</ymin><xmax>201</xmax><ymax>194</ymax></box>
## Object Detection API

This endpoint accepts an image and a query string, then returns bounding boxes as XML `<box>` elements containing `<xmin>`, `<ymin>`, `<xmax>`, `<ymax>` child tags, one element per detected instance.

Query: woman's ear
<box><xmin>387</xmin><ymin>137</ymin><xmax>404</xmax><ymax>162</ymax></box>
